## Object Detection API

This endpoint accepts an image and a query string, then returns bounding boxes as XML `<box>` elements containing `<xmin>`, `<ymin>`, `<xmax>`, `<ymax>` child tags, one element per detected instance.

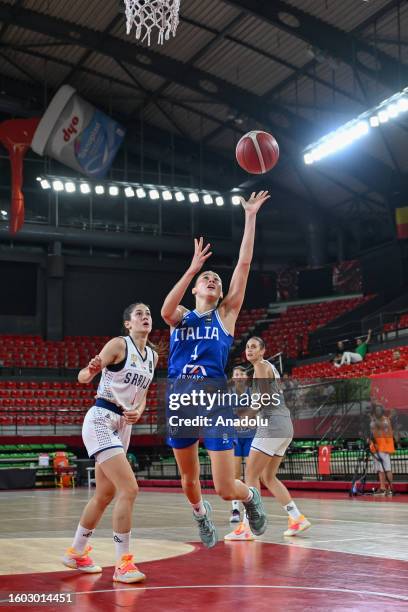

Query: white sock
<box><xmin>72</xmin><ymin>523</ymin><xmax>94</xmax><ymax>554</ymax></box>
<box><xmin>113</xmin><ymin>531</ymin><xmax>131</xmax><ymax>561</ymax></box>
<box><xmin>283</xmin><ymin>501</ymin><xmax>302</xmax><ymax>520</ymax></box>
<box><xmin>191</xmin><ymin>499</ymin><xmax>206</xmax><ymax>516</ymax></box>
<box><xmin>243</xmin><ymin>487</ymin><xmax>254</xmax><ymax>503</ymax></box>
<box><xmin>231</xmin><ymin>500</ymin><xmax>240</xmax><ymax>512</ymax></box>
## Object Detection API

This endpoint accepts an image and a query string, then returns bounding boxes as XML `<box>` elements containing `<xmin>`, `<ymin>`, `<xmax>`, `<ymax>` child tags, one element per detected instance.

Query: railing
<box><xmin>138</xmin><ymin>448</ymin><xmax>408</xmax><ymax>482</ymax></box>
<box><xmin>0</xmin><ymin>408</ymin><xmax>159</xmax><ymax>435</ymax></box>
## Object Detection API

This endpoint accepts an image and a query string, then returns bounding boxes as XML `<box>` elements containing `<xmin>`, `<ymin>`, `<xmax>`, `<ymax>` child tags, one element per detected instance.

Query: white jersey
<box><xmin>96</xmin><ymin>336</ymin><xmax>155</xmax><ymax>411</ymax></box>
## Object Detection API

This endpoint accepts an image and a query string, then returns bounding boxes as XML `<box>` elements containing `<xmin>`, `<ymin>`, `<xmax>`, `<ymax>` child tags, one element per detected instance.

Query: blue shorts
<box><xmin>234</xmin><ymin>436</ymin><xmax>254</xmax><ymax>457</ymax></box>
<box><xmin>167</xmin><ymin>436</ymin><xmax>234</xmax><ymax>451</ymax></box>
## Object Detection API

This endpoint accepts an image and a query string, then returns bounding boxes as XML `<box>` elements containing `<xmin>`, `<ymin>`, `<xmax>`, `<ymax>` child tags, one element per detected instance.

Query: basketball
<box><xmin>236</xmin><ymin>130</ymin><xmax>279</xmax><ymax>174</ymax></box>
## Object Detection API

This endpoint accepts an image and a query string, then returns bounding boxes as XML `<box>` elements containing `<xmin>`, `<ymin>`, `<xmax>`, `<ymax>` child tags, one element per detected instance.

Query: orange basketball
<box><xmin>236</xmin><ymin>130</ymin><xmax>279</xmax><ymax>174</ymax></box>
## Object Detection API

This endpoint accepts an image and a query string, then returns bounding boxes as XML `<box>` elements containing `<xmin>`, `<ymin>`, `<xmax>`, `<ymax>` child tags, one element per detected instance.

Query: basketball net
<box><xmin>0</xmin><ymin>118</ymin><xmax>40</xmax><ymax>234</ymax></box>
<box><xmin>124</xmin><ymin>0</ymin><xmax>180</xmax><ymax>46</ymax></box>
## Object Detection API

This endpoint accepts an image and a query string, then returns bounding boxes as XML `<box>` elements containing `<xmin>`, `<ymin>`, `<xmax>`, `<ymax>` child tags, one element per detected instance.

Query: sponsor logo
<box><xmin>82</xmin><ymin>531</ymin><xmax>93</xmax><ymax>537</ymax></box>
<box><xmin>113</xmin><ymin>535</ymin><xmax>123</xmax><ymax>543</ymax></box>
<box><xmin>63</xmin><ymin>115</ymin><xmax>79</xmax><ymax>142</ymax></box>
<box><xmin>181</xmin><ymin>364</ymin><xmax>207</xmax><ymax>378</ymax></box>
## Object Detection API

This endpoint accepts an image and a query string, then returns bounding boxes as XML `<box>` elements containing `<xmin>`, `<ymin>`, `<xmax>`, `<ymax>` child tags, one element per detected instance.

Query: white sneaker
<box><xmin>224</xmin><ymin>522</ymin><xmax>255</xmax><ymax>541</ymax></box>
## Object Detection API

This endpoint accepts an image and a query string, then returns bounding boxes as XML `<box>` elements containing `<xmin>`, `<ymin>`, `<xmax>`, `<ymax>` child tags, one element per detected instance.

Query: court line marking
<box><xmin>1</xmin><ymin>584</ymin><xmax>406</xmax><ymax>604</ymax></box>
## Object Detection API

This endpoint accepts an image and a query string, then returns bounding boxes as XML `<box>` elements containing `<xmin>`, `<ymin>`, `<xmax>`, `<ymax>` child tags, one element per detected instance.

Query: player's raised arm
<box><xmin>78</xmin><ymin>337</ymin><xmax>125</xmax><ymax>384</ymax></box>
<box><xmin>160</xmin><ymin>237</ymin><xmax>212</xmax><ymax>327</ymax></box>
<box><xmin>219</xmin><ymin>191</ymin><xmax>270</xmax><ymax>326</ymax></box>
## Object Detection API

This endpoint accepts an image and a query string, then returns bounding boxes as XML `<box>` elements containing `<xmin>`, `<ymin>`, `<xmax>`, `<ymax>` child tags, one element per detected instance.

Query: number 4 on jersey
<box><xmin>190</xmin><ymin>345</ymin><xmax>199</xmax><ymax>361</ymax></box>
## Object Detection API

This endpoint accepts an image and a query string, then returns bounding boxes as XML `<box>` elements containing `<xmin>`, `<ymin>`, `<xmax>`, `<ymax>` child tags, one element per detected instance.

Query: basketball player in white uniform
<box><xmin>244</xmin><ymin>336</ymin><xmax>311</xmax><ymax>537</ymax></box>
<box><xmin>62</xmin><ymin>302</ymin><xmax>157</xmax><ymax>583</ymax></box>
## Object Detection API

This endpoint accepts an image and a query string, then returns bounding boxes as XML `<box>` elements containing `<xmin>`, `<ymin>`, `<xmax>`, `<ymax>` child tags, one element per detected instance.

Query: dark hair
<box><xmin>248</xmin><ymin>336</ymin><xmax>265</xmax><ymax>349</ymax></box>
<box><xmin>232</xmin><ymin>365</ymin><xmax>247</xmax><ymax>374</ymax></box>
<box><xmin>194</xmin><ymin>270</ymin><xmax>222</xmax><ymax>287</ymax></box>
<box><xmin>122</xmin><ymin>302</ymin><xmax>156</xmax><ymax>350</ymax></box>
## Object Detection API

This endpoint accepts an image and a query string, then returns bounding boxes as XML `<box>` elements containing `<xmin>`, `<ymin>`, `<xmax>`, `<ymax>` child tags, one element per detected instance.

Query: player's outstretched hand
<box><xmin>88</xmin><ymin>355</ymin><xmax>102</xmax><ymax>375</ymax></box>
<box><xmin>188</xmin><ymin>236</ymin><xmax>212</xmax><ymax>274</ymax></box>
<box><xmin>239</xmin><ymin>191</ymin><xmax>270</xmax><ymax>216</ymax></box>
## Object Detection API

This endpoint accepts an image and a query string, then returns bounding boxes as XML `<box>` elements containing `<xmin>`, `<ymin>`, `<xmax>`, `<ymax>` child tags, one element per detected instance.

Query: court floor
<box><xmin>0</xmin><ymin>487</ymin><xmax>407</xmax><ymax>610</ymax></box>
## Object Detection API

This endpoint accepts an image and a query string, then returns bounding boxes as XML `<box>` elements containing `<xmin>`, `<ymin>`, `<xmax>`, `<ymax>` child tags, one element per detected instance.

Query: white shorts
<box><xmin>250</xmin><ymin>436</ymin><xmax>292</xmax><ymax>458</ymax></box>
<box><xmin>373</xmin><ymin>451</ymin><xmax>391</xmax><ymax>472</ymax></box>
<box><xmin>82</xmin><ymin>405</ymin><xmax>131</xmax><ymax>463</ymax></box>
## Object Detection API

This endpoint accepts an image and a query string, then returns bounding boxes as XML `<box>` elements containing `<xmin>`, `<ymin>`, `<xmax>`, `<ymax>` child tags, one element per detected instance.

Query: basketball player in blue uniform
<box><xmin>161</xmin><ymin>191</ymin><xmax>270</xmax><ymax>547</ymax></box>
<box><xmin>62</xmin><ymin>302</ymin><xmax>157</xmax><ymax>583</ymax></box>
<box><xmin>229</xmin><ymin>366</ymin><xmax>256</xmax><ymax>524</ymax></box>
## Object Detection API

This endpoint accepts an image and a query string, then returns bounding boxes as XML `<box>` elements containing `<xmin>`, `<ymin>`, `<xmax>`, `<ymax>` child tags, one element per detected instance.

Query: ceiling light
<box><xmin>95</xmin><ymin>185</ymin><xmax>104</xmax><ymax>195</ymax></box>
<box><xmin>378</xmin><ymin>110</ymin><xmax>389</xmax><ymax>123</ymax></box>
<box><xmin>396</xmin><ymin>97</ymin><xmax>408</xmax><ymax>112</ymax></box>
<box><xmin>162</xmin><ymin>190</ymin><xmax>172</xmax><ymax>201</ymax></box>
<box><xmin>52</xmin><ymin>180</ymin><xmax>64</xmax><ymax>192</ymax></box>
<box><xmin>109</xmin><ymin>185</ymin><xmax>119</xmax><ymax>196</ymax></box>
<box><xmin>369</xmin><ymin>116</ymin><xmax>380</xmax><ymax>127</ymax></box>
<box><xmin>387</xmin><ymin>103</ymin><xmax>399</xmax><ymax>118</ymax></box>
<box><xmin>215</xmin><ymin>196</ymin><xmax>224</xmax><ymax>206</ymax></box>
<box><xmin>65</xmin><ymin>181</ymin><xmax>76</xmax><ymax>193</ymax></box>
<box><xmin>149</xmin><ymin>189</ymin><xmax>160</xmax><ymax>200</ymax></box>
<box><xmin>40</xmin><ymin>179</ymin><xmax>51</xmax><ymax>189</ymax></box>
<box><xmin>80</xmin><ymin>183</ymin><xmax>91</xmax><ymax>194</ymax></box>
<box><xmin>136</xmin><ymin>187</ymin><xmax>146</xmax><ymax>198</ymax></box>
<box><xmin>232</xmin><ymin>195</ymin><xmax>241</xmax><ymax>205</ymax></box>
<box><xmin>124</xmin><ymin>186</ymin><xmax>135</xmax><ymax>197</ymax></box>
<box><xmin>203</xmin><ymin>194</ymin><xmax>213</xmax><ymax>205</ymax></box>
<box><xmin>175</xmin><ymin>191</ymin><xmax>185</xmax><ymax>201</ymax></box>
<box><xmin>189</xmin><ymin>193</ymin><xmax>199</xmax><ymax>203</ymax></box>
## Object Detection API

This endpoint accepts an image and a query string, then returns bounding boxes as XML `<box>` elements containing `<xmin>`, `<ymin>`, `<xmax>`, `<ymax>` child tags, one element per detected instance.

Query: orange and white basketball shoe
<box><xmin>113</xmin><ymin>554</ymin><xmax>146</xmax><ymax>583</ymax></box>
<box><xmin>224</xmin><ymin>522</ymin><xmax>255</xmax><ymax>541</ymax></box>
<box><xmin>62</xmin><ymin>545</ymin><xmax>102</xmax><ymax>573</ymax></box>
<box><xmin>283</xmin><ymin>515</ymin><xmax>311</xmax><ymax>537</ymax></box>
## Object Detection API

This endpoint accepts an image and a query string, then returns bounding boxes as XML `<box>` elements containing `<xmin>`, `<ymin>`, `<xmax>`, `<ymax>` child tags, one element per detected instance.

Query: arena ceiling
<box><xmin>0</xmin><ymin>0</ymin><xmax>408</xmax><ymax>231</ymax></box>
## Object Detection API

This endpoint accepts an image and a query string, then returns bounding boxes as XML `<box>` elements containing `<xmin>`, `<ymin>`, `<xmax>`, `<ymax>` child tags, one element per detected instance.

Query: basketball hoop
<box><xmin>124</xmin><ymin>0</ymin><xmax>180</xmax><ymax>46</ymax></box>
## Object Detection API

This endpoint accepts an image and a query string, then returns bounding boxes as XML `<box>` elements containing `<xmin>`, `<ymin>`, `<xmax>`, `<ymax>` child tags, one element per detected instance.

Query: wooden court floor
<box><xmin>0</xmin><ymin>487</ymin><xmax>407</xmax><ymax>611</ymax></box>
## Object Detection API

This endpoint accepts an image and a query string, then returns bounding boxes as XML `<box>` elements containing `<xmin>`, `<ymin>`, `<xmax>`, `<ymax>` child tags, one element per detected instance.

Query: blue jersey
<box><xmin>168</xmin><ymin>308</ymin><xmax>233</xmax><ymax>379</ymax></box>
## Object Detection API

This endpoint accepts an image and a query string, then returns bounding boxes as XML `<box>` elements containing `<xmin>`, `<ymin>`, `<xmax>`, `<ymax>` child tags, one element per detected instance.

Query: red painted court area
<box><xmin>1</xmin><ymin>542</ymin><xmax>408</xmax><ymax>611</ymax></box>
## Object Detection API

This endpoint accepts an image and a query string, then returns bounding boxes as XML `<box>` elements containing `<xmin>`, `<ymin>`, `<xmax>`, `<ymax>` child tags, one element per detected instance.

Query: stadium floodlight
<box><xmin>203</xmin><ymin>194</ymin><xmax>213</xmax><ymax>205</ymax></box>
<box><xmin>149</xmin><ymin>189</ymin><xmax>160</xmax><ymax>200</ymax></box>
<box><xmin>40</xmin><ymin>179</ymin><xmax>51</xmax><ymax>189</ymax></box>
<box><xmin>189</xmin><ymin>192</ymin><xmax>199</xmax><ymax>203</ymax></box>
<box><xmin>378</xmin><ymin>110</ymin><xmax>389</xmax><ymax>123</ymax></box>
<box><xmin>79</xmin><ymin>183</ymin><xmax>91</xmax><ymax>194</ymax></box>
<box><xmin>95</xmin><ymin>185</ymin><xmax>105</xmax><ymax>195</ymax></box>
<box><xmin>162</xmin><ymin>190</ymin><xmax>172</xmax><ymax>201</ymax></box>
<box><xmin>109</xmin><ymin>185</ymin><xmax>119</xmax><ymax>196</ymax></box>
<box><xmin>65</xmin><ymin>181</ymin><xmax>76</xmax><ymax>193</ymax></box>
<box><xmin>80</xmin><ymin>183</ymin><xmax>91</xmax><ymax>194</ymax></box>
<box><xmin>124</xmin><ymin>186</ymin><xmax>135</xmax><ymax>198</ymax></box>
<box><xmin>303</xmin><ymin>85</ymin><xmax>408</xmax><ymax>164</ymax></box>
<box><xmin>1</xmin><ymin>209</ymin><xmax>7</xmax><ymax>216</ymax></box>
<box><xmin>231</xmin><ymin>195</ymin><xmax>241</xmax><ymax>205</ymax></box>
<box><xmin>136</xmin><ymin>187</ymin><xmax>146</xmax><ymax>198</ymax></box>
<box><xmin>175</xmin><ymin>191</ymin><xmax>185</xmax><ymax>202</ymax></box>
<box><xmin>387</xmin><ymin>103</ymin><xmax>399</xmax><ymax>118</ymax></box>
<box><xmin>396</xmin><ymin>97</ymin><xmax>408</xmax><ymax>112</ymax></box>
<box><xmin>215</xmin><ymin>196</ymin><xmax>224</xmax><ymax>206</ymax></box>
<box><xmin>52</xmin><ymin>180</ymin><xmax>64</xmax><ymax>192</ymax></box>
